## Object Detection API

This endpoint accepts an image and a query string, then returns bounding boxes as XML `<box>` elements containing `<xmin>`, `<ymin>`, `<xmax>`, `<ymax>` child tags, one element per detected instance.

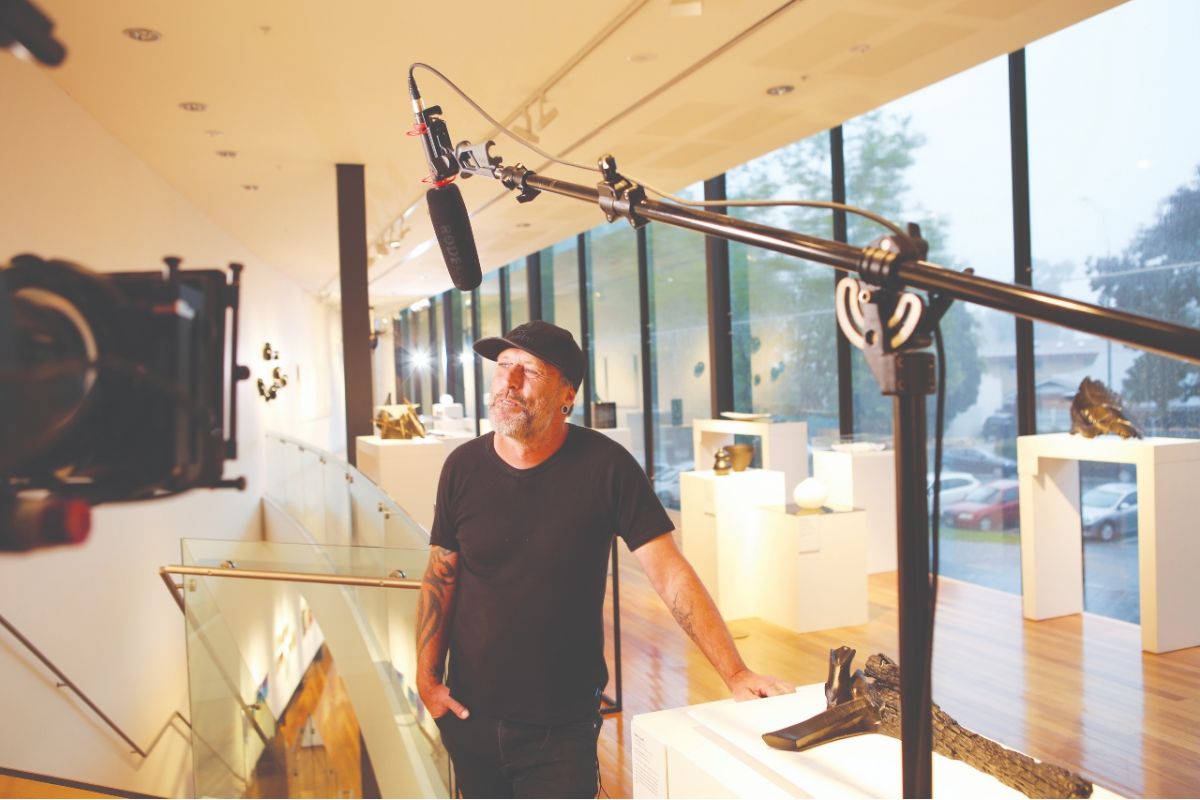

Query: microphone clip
<box><xmin>596</xmin><ymin>154</ymin><xmax>647</xmax><ymax>229</ymax></box>
<box><xmin>455</xmin><ymin>140</ymin><xmax>502</xmax><ymax>179</ymax></box>
<box><xmin>410</xmin><ymin>105</ymin><xmax>459</xmax><ymax>185</ymax></box>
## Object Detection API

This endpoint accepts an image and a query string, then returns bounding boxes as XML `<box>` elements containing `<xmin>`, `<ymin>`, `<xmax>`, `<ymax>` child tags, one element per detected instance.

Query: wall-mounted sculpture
<box><xmin>763</xmin><ymin>647</ymin><xmax>1093</xmax><ymax>798</ymax></box>
<box><xmin>257</xmin><ymin>343</ymin><xmax>287</xmax><ymax>402</ymax></box>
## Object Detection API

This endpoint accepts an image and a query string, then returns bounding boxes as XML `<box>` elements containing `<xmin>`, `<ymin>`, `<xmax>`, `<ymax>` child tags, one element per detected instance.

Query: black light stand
<box><xmin>451</xmin><ymin>142</ymin><xmax>1200</xmax><ymax>797</ymax></box>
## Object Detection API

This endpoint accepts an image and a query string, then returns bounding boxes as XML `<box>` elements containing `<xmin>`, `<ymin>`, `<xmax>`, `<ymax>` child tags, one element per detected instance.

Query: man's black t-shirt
<box><xmin>429</xmin><ymin>425</ymin><xmax>673</xmax><ymax>725</ymax></box>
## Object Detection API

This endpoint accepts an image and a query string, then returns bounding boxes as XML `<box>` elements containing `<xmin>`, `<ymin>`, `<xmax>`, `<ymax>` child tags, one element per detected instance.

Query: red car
<box><xmin>940</xmin><ymin>479</ymin><xmax>1020</xmax><ymax>531</ymax></box>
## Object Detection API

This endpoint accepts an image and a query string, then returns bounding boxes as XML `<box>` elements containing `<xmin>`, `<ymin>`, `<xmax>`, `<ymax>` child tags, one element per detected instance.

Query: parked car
<box><xmin>941</xmin><ymin>446</ymin><xmax>1017</xmax><ymax>478</ymax></box>
<box><xmin>1081</xmin><ymin>482</ymin><xmax>1138</xmax><ymax>542</ymax></box>
<box><xmin>940</xmin><ymin>479</ymin><xmax>1020</xmax><ymax>531</ymax></box>
<box><xmin>927</xmin><ymin>471</ymin><xmax>981</xmax><ymax>511</ymax></box>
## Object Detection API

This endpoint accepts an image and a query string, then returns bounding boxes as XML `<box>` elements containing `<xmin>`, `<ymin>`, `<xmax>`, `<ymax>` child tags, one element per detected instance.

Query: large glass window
<box><xmin>460</xmin><ymin>291</ymin><xmax>477</xmax><ymax>427</ymax></box>
<box><xmin>588</xmin><ymin>224</ymin><xmax>645</xmax><ymax>467</ymax></box>
<box><xmin>404</xmin><ymin>301</ymin><xmax>435</xmax><ymax>415</ymax></box>
<box><xmin>547</xmin><ymin>238</ymin><xmax>585</xmax><ymax>424</ymax></box>
<box><xmin>844</xmin><ymin>56</ymin><xmax>1016</xmax><ymax>593</ymax></box>
<box><xmin>728</xmin><ymin>133</ymin><xmax>838</xmax><ymax>439</ymax></box>
<box><xmin>508</xmin><ymin>258</ymin><xmax>529</xmax><ymax>327</ymax></box>
<box><xmin>1029</xmin><ymin>0</ymin><xmax>1200</xmax><ymax>622</ymax></box>
<box><xmin>648</xmin><ymin>183</ymin><xmax>708</xmax><ymax>508</ymax></box>
<box><xmin>479</xmin><ymin>271</ymin><xmax>503</xmax><ymax>409</ymax></box>
<box><xmin>434</xmin><ymin>296</ymin><xmax>448</xmax><ymax>402</ymax></box>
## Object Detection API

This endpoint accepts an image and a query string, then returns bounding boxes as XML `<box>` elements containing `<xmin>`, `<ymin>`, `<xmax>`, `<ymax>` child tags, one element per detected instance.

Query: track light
<box><xmin>536</xmin><ymin>95</ymin><xmax>558</xmax><ymax>129</ymax></box>
<box><xmin>511</xmin><ymin>107</ymin><xmax>538</xmax><ymax>144</ymax></box>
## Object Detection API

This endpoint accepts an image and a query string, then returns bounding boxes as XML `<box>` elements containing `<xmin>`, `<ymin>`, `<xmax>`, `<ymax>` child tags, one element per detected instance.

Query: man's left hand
<box><xmin>727</xmin><ymin>668</ymin><xmax>796</xmax><ymax>700</ymax></box>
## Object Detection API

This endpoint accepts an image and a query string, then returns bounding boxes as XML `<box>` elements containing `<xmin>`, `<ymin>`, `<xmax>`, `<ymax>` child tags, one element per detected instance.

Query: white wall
<box><xmin>0</xmin><ymin>54</ymin><xmax>344</xmax><ymax>795</ymax></box>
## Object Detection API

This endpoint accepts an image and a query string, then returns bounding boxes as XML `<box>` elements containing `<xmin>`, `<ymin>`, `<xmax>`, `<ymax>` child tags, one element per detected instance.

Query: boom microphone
<box><xmin>408</xmin><ymin>72</ymin><xmax>482</xmax><ymax>291</ymax></box>
<box><xmin>427</xmin><ymin>183</ymin><xmax>482</xmax><ymax>291</ymax></box>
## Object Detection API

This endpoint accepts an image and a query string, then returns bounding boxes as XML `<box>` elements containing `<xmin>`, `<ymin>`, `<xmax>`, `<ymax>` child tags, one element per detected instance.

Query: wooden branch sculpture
<box><xmin>763</xmin><ymin>646</ymin><xmax>1093</xmax><ymax>798</ymax></box>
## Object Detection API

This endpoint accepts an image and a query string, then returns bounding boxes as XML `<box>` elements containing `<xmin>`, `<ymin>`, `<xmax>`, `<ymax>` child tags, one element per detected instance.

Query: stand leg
<box><xmin>601</xmin><ymin>537</ymin><xmax>623</xmax><ymax>714</ymax></box>
<box><xmin>894</xmin><ymin>393</ymin><xmax>933</xmax><ymax>798</ymax></box>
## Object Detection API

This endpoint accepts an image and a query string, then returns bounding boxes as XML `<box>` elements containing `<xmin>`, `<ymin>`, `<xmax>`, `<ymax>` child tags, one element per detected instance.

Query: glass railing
<box><xmin>171</xmin><ymin>434</ymin><xmax>449</xmax><ymax>797</ymax></box>
<box><xmin>179</xmin><ymin>538</ymin><xmax>449</xmax><ymax>798</ymax></box>
<box><xmin>178</xmin><ymin>541</ymin><xmax>274</xmax><ymax>797</ymax></box>
<box><xmin>264</xmin><ymin>433</ymin><xmax>430</xmax><ymax>551</ymax></box>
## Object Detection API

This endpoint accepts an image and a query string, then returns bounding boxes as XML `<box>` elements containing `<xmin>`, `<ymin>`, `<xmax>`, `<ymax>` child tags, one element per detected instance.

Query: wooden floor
<box><xmin>247</xmin><ymin>646</ymin><xmax>369</xmax><ymax>799</ymax></box>
<box><xmin>0</xmin><ymin>773</ymin><xmax>119</xmax><ymax>799</ymax></box>
<box><xmin>8</xmin><ymin>549</ymin><xmax>1198</xmax><ymax>798</ymax></box>
<box><xmin>597</xmin><ymin>539</ymin><xmax>1200</xmax><ymax>799</ymax></box>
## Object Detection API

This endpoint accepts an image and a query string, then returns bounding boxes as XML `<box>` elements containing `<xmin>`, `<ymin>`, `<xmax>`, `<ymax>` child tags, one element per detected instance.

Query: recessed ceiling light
<box><xmin>242</xmin><ymin>184</ymin><xmax>259</xmax><ymax>192</ymax></box>
<box><xmin>205</xmin><ymin>129</ymin><xmax>222</xmax><ymax>137</ymax></box>
<box><xmin>766</xmin><ymin>84</ymin><xmax>794</xmax><ymax>97</ymax></box>
<box><xmin>178</xmin><ymin>101</ymin><xmax>207</xmax><ymax>112</ymax></box>
<box><xmin>516</xmin><ymin>222</ymin><xmax>531</xmax><ymax>228</ymax></box>
<box><xmin>123</xmin><ymin>28</ymin><xmax>161</xmax><ymax>42</ymax></box>
<box><xmin>627</xmin><ymin>53</ymin><xmax>657</xmax><ymax>63</ymax></box>
<box><xmin>216</xmin><ymin>150</ymin><xmax>237</xmax><ymax>158</ymax></box>
<box><xmin>850</xmin><ymin>43</ymin><xmax>871</xmax><ymax>54</ymax></box>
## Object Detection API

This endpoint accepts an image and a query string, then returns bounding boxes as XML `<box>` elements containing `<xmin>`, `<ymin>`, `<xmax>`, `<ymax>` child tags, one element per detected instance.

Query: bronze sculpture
<box><xmin>713</xmin><ymin>447</ymin><xmax>732</xmax><ymax>475</ymax></box>
<box><xmin>374</xmin><ymin>401</ymin><xmax>426</xmax><ymax>439</ymax></box>
<box><xmin>1070</xmin><ymin>377</ymin><xmax>1142</xmax><ymax>439</ymax></box>
<box><xmin>763</xmin><ymin>647</ymin><xmax>1093</xmax><ymax>798</ymax></box>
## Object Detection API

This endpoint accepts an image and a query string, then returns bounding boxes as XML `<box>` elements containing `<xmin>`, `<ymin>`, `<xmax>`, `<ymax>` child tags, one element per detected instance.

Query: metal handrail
<box><xmin>161</xmin><ymin>564</ymin><xmax>420</xmax><ymax>589</ymax></box>
<box><xmin>0</xmin><ymin>612</ymin><xmax>163</xmax><ymax>757</ymax></box>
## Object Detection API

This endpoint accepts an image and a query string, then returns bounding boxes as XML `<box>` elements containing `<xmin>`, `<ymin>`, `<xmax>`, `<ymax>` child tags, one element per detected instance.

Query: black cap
<box><xmin>474</xmin><ymin>320</ymin><xmax>585</xmax><ymax>390</ymax></box>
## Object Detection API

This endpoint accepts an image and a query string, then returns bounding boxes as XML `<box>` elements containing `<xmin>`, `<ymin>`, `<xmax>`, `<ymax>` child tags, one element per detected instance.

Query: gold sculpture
<box><xmin>374</xmin><ymin>401</ymin><xmax>426</xmax><ymax>439</ymax></box>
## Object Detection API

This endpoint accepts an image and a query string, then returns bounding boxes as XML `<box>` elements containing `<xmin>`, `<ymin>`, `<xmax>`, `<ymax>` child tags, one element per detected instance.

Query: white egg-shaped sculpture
<box><xmin>793</xmin><ymin>477</ymin><xmax>828</xmax><ymax>510</ymax></box>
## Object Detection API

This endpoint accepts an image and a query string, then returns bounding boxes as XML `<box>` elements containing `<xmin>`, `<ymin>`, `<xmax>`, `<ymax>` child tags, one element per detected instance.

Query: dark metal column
<box><xmin>704</xmin><ymin>175</ymin><xmax>734</xmax><ymax>416</ymax></box>
<box><xmin>540</xmin><ymin>248</ymin><xmax>556</xmax><ymax>324</ymax></box>
<box><xmin>395</xmin><ymin>310</ymin><xmax>408</xmax><ymax>405</ymax></box>
<box><xmin>577</xmin><ymin>233</ymin><xmax>594</xmax><ymax>428</ymax></box>
<box><xmin>428</xmin><ymin>296</ymin><xmax>440</xmax><ymax>401</ymax></box>
<box><xmin>499</xmin><ymin>266</ymin><xmax>511</xmax><ymax>335</ymax></box>
<box><xmin>442</xmin><ymin>290</ymin><xmax>463</xmax><ymax>404</ymax></box>
<box><xmin>831</xmin><ymin>126</ymin><xmax>854</xmax><ymax>436</ymax></box>
<box><xmin>470</xmin><ymin>288</ymin><xmax>483</xmax><ymax>436</ymax></box>
<box><xmin>637</xmin><ymin>226</ymin><xmax>655</xmax><ymax>480</ymax></box>
<box><xmin>527</xmin><ymin>251</ymin><xmax>543</xmax><ymax>321</ymax></box>
<box><xmin>335</xmin><ymin>163</ymin><xmax>373</xmax><ymax>466</ymax></box>
<box><xmin>1010</xmin><ymin>50</ymin><xmax>1037</xmax><ymax>436</ymax></box>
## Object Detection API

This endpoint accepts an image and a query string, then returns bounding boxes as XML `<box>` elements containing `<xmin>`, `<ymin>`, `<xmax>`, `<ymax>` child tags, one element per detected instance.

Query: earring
<box><xmin>561</xmin><ymin>405</ymin><xmax>570</xmax><ymax>415</ymax></box>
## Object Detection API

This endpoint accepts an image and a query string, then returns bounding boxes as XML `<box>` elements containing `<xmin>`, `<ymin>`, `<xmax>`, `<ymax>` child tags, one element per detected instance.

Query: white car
<box><xmin>927</xmin><ymin>471</ymin><xmax>981</xmax><ymax>510</ymax></box>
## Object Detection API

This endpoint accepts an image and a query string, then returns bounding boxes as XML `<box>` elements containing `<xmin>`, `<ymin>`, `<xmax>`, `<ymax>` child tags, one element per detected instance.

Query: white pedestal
<box><xmin>1017</xmin><ymin>432</ymin><xmax>1200</xmax><ymax>653</ymax></box>
<box><xmin>631</xmin><ymin>685</ymin><xmax>1121</xmax><ymax>799</ymax></box>
<box><xmin>692</xmin><ymin>419</ymin><xmax>808</xmax><ymax>495</ymax></box>
<box><xmin>355</xmin><ymin>434</ymin><xmax>473</xmax><ymax>532</ymax></box>
<box><xmin>813</xmin><ymin>448</ymin><xmax>897</xmax><ymax>574</ymax></box>
<box><xmin>747</xmin><ymin>505</ymin><xmax>868</xmax><ymax>633</ymax></box>
<box><xmin>680</xmin><ymin>470</ymin><xmax>785</xmax><ymax>619</ymax></box>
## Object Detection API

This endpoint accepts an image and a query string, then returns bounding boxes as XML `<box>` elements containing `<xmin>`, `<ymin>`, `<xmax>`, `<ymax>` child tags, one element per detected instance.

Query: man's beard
<box><xmin>488</xmin><ymin>391</ymin><xmax>556</xmax><ymax>441</ymax></box>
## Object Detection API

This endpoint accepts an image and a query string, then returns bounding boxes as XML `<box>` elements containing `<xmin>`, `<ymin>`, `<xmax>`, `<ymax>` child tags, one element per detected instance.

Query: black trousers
<box><xmin>434</xmin><ymin>711</ymin><xmax>603</xmax><ymax>798</ymax></box>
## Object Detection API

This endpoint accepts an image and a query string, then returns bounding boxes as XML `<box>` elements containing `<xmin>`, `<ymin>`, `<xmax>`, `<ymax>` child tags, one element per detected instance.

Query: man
<box><xmin>416</xmin><ymin>320</ymin><xmax>793</xmax><ymax>799</ymax></box>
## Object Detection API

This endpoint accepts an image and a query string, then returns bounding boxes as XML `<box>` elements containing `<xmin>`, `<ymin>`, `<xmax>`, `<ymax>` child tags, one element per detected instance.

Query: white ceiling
<box><xmin>32</xmin><ymin>0</ymin><xmax>1122</xmax><ymax>308</ymax></box>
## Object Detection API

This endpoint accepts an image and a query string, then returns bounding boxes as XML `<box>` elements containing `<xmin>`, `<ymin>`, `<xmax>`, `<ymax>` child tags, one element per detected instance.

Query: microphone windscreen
<box><xmin>426</xmin><ymin>184</ymin><xmax>482</xmax><ymax>291</ymax></box>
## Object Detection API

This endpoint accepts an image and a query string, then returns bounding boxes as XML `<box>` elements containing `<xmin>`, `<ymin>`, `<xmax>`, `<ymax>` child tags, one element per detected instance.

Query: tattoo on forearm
<box><xmin>416</xmin><ymin>546</ymin><xmax>458</xmax><ymax>668</ymax></box>
<box><xmin>671</xmin><ymin>590</ymin><xmax>696</xmax><ymax>639</ymax></box>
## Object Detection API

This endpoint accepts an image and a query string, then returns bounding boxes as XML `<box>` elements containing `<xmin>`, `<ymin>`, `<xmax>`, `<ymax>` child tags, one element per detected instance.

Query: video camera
<box><xmin>1</xmin><ymin>254</ymin><xmax>248</xmax><ymax>552</ymax></box>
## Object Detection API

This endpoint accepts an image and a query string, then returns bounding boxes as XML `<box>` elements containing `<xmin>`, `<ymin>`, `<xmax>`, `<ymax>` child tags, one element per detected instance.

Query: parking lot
<box><xmin>935</xmin><ymin>525</ymin><xmax>1139</xmax><ymax>623</ymax></box>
